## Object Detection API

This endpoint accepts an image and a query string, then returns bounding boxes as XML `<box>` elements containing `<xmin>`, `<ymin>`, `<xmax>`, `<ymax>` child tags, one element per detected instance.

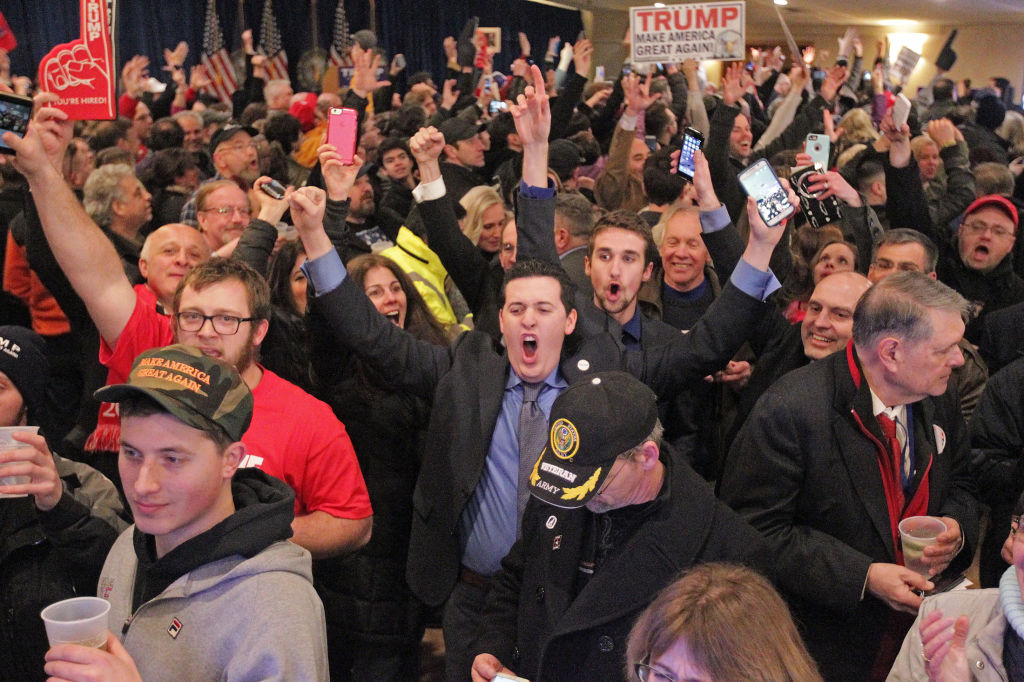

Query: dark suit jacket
<box><xmin>978</xmin><ymin>300</ymin><xmax>1024</xmax><ymax>375</ymax></box>
<box><xmin>719</xmin><ymin>345</ymin><xmax>979</xmax><ymax>681</ymax></box>
<box><xmin>473</xmin><ymin>449</ymin><xmax>770</xmax><ymax>681</ymax></box>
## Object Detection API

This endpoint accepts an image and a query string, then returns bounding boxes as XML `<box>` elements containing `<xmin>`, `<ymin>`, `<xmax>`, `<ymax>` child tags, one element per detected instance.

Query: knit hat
<box><xmin>0</xmin><ymin>326</ymin><xmax>48</xmax><ymax>424</ymax></box>
<box><xmin>529</xmin><ymin>372</ymin><xmax>658</xmax><ymax>509</ymax></box>
<box><xmin>94</xmin><ymin>344</ymin><xmax>253</xmax><ymax>442</ymax></box>
<box><xmin>975</xmin><ymin>95</ymin><xmax>1006</xmax><ymax>131</ymax></box>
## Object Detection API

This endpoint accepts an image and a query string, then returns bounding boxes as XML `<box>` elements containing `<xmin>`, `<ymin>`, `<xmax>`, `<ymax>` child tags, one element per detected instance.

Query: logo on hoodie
<box><xmin>168</xmin><ymin>618</ymin><xmax>182</xmax><ymax>639</ymax></box>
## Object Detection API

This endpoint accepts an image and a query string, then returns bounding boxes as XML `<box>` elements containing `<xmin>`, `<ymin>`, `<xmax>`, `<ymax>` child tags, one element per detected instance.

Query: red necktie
<box><xmin>876</xmin><ymin>413</ymin><xmax>903</xmax><ymax>482</ymax></box>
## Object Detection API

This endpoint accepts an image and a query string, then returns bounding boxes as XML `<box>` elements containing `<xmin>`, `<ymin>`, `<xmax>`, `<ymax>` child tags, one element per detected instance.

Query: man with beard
<box><xmin>179</xmin><ymin>124</ymin><xmax>261</xmax><ymax>226</ymax></box>
<box><xmin>3</xmin><ymin>112</ymin><xmax>373</xmax><ymax>561</ymax></box>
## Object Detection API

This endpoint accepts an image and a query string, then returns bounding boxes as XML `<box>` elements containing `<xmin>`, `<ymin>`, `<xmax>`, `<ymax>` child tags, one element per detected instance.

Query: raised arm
<box><xmin>290</xmin><ymin>186</ymin><xmax>451</xmax><ymax>399</ymax></box>
<box><xmin>409</xmin><ymin>126</ymin><xmax>492</xmax><ymax>311</ymax></box>
<box><xmin>4</xmin><ymin>103</ymin><xmax>136</xmax><ymax>349</ymax></box>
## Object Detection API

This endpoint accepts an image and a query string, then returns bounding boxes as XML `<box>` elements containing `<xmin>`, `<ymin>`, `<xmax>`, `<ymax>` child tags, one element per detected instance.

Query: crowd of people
<box><xmin>2</xmin><ymin>14</ymin><xmax>1024</xmax><ymax>682</ymax></box>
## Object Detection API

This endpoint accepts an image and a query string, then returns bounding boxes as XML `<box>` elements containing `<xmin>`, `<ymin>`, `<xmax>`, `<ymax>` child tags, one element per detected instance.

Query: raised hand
<box><xmin>623</xmin><ymin>71</ymin><xmax>660</xmax><ymax>115</ymax></box>
<box><xmin>317</xmin><ymin>143</ymin><xmax>364</xmax><ymax>201</ymax></box>
<box><xmin>509</xmin><ymin>64</ymin><xmax>551</xmax><ymax>147</ymax></box>
<box><xmin>819</xmin><ymin>64</ymin><xmax>849</xmax><ymax>101</ymax></box>
<box><xmin>573</xmin><ymin>39</ymin><xmax>593</xmax><ymax>77</ymax></box>
<box><xmin>409</xmin><ymin>126</ymin><xmax>445</xmax><ymax>183</ymax></box>
<box><xmin>721</xmin><ymin>62</ymin><xmax>745</xmax><ymax>106</ymax></box>
<box><xmin>350</xmin><ymin>45</ymin><xmax>391</xmax><ymax>99</ymax></box>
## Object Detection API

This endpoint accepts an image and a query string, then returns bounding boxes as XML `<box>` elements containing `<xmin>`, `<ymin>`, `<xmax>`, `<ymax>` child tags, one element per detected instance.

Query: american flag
<box><xmin>200</xmin><ymin>0</ymin><xmax>237</xmax><ymax>103</ymax></box>
<box><xmin>328</xmin><ymin>0</ymin><xmax>354</xmax><ymax>68</ymax></box>
<box><xmin>258</xmin><ymin>0</ymin><xmax>289</xmax><ymax>83</ymax></box>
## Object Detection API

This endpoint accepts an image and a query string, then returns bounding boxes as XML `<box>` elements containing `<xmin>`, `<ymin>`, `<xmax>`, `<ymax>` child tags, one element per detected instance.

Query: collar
<box><xmin>621</xmin><ymin>305</ymin><xmax>643</xmax><ymax>344</ymax></box>
<box><xmin>869</xmin><ymin>388</ymin><xmax>907</xmax><ymax>425</ymax></box>
<box><xmin>1001</xmin><ymin>566</ymin><xmax>1024</xmax><ymax>640</ymax></box>
<box><xmin>506</xmin><ymin>365</ymin><xmax>567</xmax><ymax>392</ymax></box>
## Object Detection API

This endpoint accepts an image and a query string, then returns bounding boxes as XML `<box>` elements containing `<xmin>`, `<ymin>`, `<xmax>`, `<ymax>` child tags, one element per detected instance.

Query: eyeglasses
<box><xmin>200</xmin><ymin>206</ymin><xmax>252</xmax><ymax>218</ymax></box>
<box><xmin>962</xmin><ymin>221</ymin><xmax>1014</xmax><ymax>239</ymax></box>
<box><xmin>1013</xmin><ymin>515</ymin><xmax>1021</xmax><ymax>537</ymax></box>
<box><xmin>635</xmin><ymin>663</ymin><xmax>679</xmax><ymax>682</ymax></box>
<box><xmin>174</xmin><ymin>312</ymin><xmax>257</xmax><ymax>335</ymax></box>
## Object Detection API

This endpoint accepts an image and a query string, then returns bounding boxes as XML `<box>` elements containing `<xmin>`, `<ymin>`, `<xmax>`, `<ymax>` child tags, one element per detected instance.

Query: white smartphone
<box><xmin>494</xmin><ymin>674</ymin><xmax>530</xmax><ymax>682</ymax></box>
<box><xmin>737</xmin><ymin>158</ymin><xmax>796</xmax><ymax>228</ymax></box>
<box><xmin>805</xmin><ymin>133</ymin><xmax>831</xmax><ymax>169</ymax></box>
<box><xmin>892</xmin><ymin>93</ymin><xmax>912</xmax><ymax>131</ymax></box>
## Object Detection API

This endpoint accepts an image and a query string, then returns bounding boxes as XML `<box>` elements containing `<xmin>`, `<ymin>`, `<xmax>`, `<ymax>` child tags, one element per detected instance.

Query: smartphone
<box><xmin>644</xmin><ymin>135</ymin><xmax>658</xmax><ymax>152</ymax></box>
<box><xmin>791</xmin><ymin>163</ymin><xmax>842</xmax><ymax>229</ymax></box>
<box><xmin>738</xmin><ymin>158</ymin><xmax>796</xmax><ymax>227</ymax></box>
<box><xmin>494</xmin><ymin>674</ymin><xmax>530</xmax><ymax>682</ymax></box>
<box><xmin>577</xmin><ymin>30</ymin><xmax>587</xmax><ymax>42</ymax></box>
<box><xmin>892</xmin><ymin>93</ymin><xmax>912</xmax><ymax>130</ymax></box>
<box><xmin>805</xmin><ymin>133</ymin><xmax>831</xmax><ymax>169</ymax></box>
<box><xmin>489</xmin><ymin>100</ymin><xmax>508</xmax><ymax>114</ymax></box>
<box><xmin>393</xmin><ymin>53</ymin><xmax>406</xmax><ymax>70</ymax></box>
<box><xmin>676</xmin><ymin>127</ymin><xmax>705</xmax><ymax>180</ymax></box>
<box><xmin>0</xmin><ymin>92</ymin><xmax>34</xmax><ymax>155</ymax></box>
<box><xmin>259</xmin><ymin>179</ymin><xmax>286</xmax><ymax>200</ymax></box>
<box><xmin>327</xmin><ymin>107</ymin><xmax>359</xmax><ymax>165</ymax></box>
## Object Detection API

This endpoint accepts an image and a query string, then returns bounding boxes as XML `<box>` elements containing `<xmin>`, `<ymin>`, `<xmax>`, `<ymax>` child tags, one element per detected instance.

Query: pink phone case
<box><xmin>327</xmin><ymin>107</ymin><xmax>358</xmax><ymax>164</ymax></box>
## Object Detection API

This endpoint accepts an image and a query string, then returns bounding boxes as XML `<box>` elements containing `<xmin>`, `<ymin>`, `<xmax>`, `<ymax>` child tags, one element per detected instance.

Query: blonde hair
<box><xmin>626</xmin><ymin>563</ymin><xmax>822</xmax><ymax>682</ymax></box>
<box><xmin>459</xmin><ymin>185</ymin><xmax>508</xmax><ymax>249</ymax></box>
<box><xmin>838</xmin><ymin>109</ymin><xmax>879</xmax><ymax>147</ymax></box>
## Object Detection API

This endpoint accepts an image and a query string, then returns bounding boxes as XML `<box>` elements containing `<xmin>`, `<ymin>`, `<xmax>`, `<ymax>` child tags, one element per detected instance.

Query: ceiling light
<box><xmin>774</xmin><ymin>0</ymin><xmax>788</xmax><ymax>5</ymax></box>
<box><xmin>654</xmin><ymin>2</ymin><xmax>665</xmax><ymax>5</ymax></box>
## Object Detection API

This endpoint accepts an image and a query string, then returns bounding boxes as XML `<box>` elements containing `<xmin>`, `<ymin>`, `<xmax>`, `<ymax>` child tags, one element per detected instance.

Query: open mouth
<box><xmin>608</xmin><ymin>282</ymin><xmax>621</xmax><ymax>298</ymax></box>
<box><xmin>385</xmin><ymin>311</ymin><xmax>401</xmax><ymax>326</ymax></box>
<box><xmin>522</xmin><ymin>334</ymin><xmax>538</xmax><ymax>360</ymax></box>
<box><xmin>810</xmin><ymin>333</ymin><xmax>835</xmax><ymax>345</ymax></box>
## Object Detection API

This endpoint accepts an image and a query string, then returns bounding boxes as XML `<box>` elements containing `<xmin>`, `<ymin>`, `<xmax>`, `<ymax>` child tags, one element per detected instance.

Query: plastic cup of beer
<box><xmin>0</xmin><ymin>426</ymin><xmax>40</xmax><ymax>498</ymax></box>
<box><xmin>40</xmin><ymin>597</ymin><xmax>111</xmax><ymax>650</ymax></box>
<box><xmin>899</xmin><ymin>516</ymin><xmax>947</xmax><ymax>577</ymax></box>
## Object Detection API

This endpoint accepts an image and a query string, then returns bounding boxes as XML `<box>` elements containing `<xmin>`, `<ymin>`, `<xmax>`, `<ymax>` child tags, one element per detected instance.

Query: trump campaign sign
<box><xmin>630</xmin><ymin>2</ymin><xmax>745</xmax><ymax>64</ymax></box>
<box><xmin>37</xmin><ymin>0</ymin><xmax>117</xmax><ymax>120</ymax></box>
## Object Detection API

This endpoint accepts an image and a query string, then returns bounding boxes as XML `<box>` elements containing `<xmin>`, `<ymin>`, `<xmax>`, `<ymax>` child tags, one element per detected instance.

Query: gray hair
<box><xmin>83</xmin><ymin>163</ymin><xmax>134</xmax><ymax>228</ymax></box>
<box><xmin>172</xmin><ymin>110</ymin><xmax>203</xmax><ymax>130</ymax></box>
<box><xmin>263</xmin><ymin>79</ymin><xmax>292</xmax><ymax>103</ymax></box>
<box><xmin>874</xmin><ymin>229</ymin><xmax>939</xmax><ymax>273</ymax></box>
<box><xmin>852</xmin><ymin>271</ymin><xmax>969</xmax><ymax>348</ymax></box>
<box><xmin>554</xmin><ymin>192</ymin><xmax>596</xmax><ymax>238</ymax></box>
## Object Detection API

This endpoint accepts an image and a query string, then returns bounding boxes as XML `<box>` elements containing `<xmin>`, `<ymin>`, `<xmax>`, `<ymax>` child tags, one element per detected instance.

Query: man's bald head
<box><xmin>801</xmin><ymin>271</ymin><xmax>872</xmax><ymax>361</ymax></box>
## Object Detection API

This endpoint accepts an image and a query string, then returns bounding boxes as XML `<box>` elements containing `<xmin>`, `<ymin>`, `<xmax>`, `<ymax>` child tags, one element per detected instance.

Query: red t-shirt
<box><xmin>94</xmin><ymin>288</ymin><xmax>372</xmax><ymax>519</ymax></box>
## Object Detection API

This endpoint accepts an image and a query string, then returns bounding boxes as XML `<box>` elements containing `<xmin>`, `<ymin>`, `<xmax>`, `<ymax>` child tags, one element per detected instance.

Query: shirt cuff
<box><xmin>300</xmin><ymin>248</ymin><xmax>347</xmax><ymax>296</ymax></box>
<box><xmin>698</xmin><ymin>205</ymin><xmax>730</xmax><ymax>234</ymax></box>
<box><xmin>619</xmin><ymin>112</ymin><xmax>639</xmax><ymax>131</ymax></box>
<box><xmin>413</xmin><ymin>176</ymin><xmax>447</xmax><ymax>203</ymax></box>
<box><xmin>731</xmin><ymin>259</ymin><xmax>782</xmax><ymax>301</ymax></box>
<box><xmin>518</xmin><ymin>179</ymin><xmax>556</xmax><ymax>199</ymax></box>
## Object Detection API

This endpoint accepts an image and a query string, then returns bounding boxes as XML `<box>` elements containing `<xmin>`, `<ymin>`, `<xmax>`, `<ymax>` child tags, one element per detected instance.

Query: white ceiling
<box><xmin>559</xmin><ymin>0</ymin><xmax>1024</xmax><ymax>31</ymax></box>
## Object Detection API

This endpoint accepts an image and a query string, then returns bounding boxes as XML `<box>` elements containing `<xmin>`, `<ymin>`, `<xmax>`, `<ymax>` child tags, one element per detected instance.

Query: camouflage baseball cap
<box><xmin>94</xmin><ymin>344</ymin><xmax>253</xmax><ymax>442</ymax></box>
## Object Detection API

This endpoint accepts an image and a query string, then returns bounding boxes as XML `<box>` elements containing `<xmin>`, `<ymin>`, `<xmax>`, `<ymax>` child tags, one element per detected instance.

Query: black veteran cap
<box><xmin>94</xmin><ymin>344</ymin><xmax>253</xmax><ymax>442</ymax></box>
<box><xmin>529</xmin><ymin>371</ymin><xmax>658</xmax><ymax>509</ymax></box>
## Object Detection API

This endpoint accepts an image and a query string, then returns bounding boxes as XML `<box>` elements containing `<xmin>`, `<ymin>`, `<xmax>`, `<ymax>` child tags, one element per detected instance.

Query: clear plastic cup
<box><xmin>899</xmin><ymin>516</ymin><xmax>947</xmax><ymax>577</ymax></box>
<box><xmin>0</xmin><ymin>426</ymin><xmax>40</xmax><ymax>498</ymax></box>
<box><xmin>40</xmin><ymin>597</ymin><xmax>111</xmax><ymax>650</ymax></box>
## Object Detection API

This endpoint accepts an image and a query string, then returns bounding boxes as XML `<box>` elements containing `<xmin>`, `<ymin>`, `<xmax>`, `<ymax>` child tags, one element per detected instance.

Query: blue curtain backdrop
<box><xmin>3</xmin><ymin>0</ymin><xmax>581</xmax><ymax>92</ymax></box>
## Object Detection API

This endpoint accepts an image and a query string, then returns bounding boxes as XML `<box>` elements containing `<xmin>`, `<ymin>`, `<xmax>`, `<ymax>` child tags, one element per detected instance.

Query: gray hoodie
<box><xmin>97</xmin><ymin>470</ymin><xmax>328</xmax><ymax>681</ymax></box>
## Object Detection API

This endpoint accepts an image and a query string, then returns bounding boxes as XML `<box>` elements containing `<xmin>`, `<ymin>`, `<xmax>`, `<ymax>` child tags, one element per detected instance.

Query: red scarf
<box><xmin>846</xmin><ymin>342</ymin><xmax>931</xmax><ymax>565</ymax></box>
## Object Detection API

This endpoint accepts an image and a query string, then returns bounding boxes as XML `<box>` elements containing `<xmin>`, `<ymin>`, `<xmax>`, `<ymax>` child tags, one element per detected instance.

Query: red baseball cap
<box><xmin>963</xmin><ymin>194</ymin><xmax>1019</xmax><ymax>227</ymax></box>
